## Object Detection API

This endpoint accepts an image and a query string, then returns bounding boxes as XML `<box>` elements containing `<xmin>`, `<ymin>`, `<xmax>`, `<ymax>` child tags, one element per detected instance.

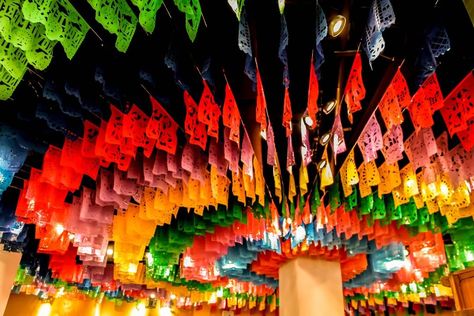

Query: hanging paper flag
<box><xmin>300</xmin><ymin>165</ymin><xmax>309</xmax><ymax>196</ymax></box>
<box><xmin>381</xmin><ymin>124</ymin><xmax>404</xmax><ymax>164</ymax></box>
<box><xmin>278</xmin><ymin>0</ymin><xmax>285</xmax><ymax>14</ymax></box>
<box><xmin>198</xmin><ymin>80</ymin><xmax>221</xmax><ymax>139</ymax></box>
<box><xmin>130</xmin><ymin>0</ymin><xmax>163</xmax><ymax>33</ymax></box>
<box><xmin>174</xmin><ymin>0</ymin><xmax>202</xmax><ymax>42</ymax></box>
<box><xmin>227</xmin><ymin>0</ymin><xmax>245</xmax><ymax>20</ymax></box>
<box><xmin>300</xmin><ymin>119</ymin><xmax>312</xmax><ymax>167</ymax></box>
<box><xmin>273</xmin><ymin>156</ymin><xmax>283</xmax><ymax>202</ymax></box>
<box><xmin>241</xmin><ymin>131</ymin><xmax>254</xmax><ymax>177</ymax></box>
<box><xmin>391</xmin><ymin>69</ymin><xmax>411</xmax><ymax>109</ymax></box>
<box><xmin>320</xmin><ymin>148</ymin><xmax>333</xmax><ymax>189</ymax></box>
<box><xmin>184</xmin><ymin>90</ymin><xmax>208</xmax><ymax>150</ymax></box>
<box><xmin>238</xmin><ymin>6</ymin><xmax>256</xmax><ymax>88</ymax></box>
<box><xmin>340</xmin><ymin>151</ymin><xmax>359</xmax><ymax>197</ymax></box>
<box><xmin>314</xmin><ymin>1</ymin><xmax>328</xmax><ymax>73</ymax></box>
<box><xmin>279</xmin><ymin>15</ymin><xmax>289</xmax><ymax>87</ymax></box>
<box><xmin>307</xmin><ymin>56</ymin><xmax>319</xmax><ymax>125</ymax></box>
<box><xmin>122</xmin><ymin>105</ymin><xmax>155</xmax><ymax>157</ymax></box>
<box><xmin>378</xmin><ymin>162</ymin><xmax>401</xmax><ymax>197</ymax></box>
<box><xmin>106</xmin><ymin>105</ymin><xmax>125</xmax><ymax>145</ymax></box>
<box><xmin>458</xmin><ymin>119</ymin><xmax>474</xmax><ymax>151</ymax></box>
<box><xmin>331</xmin><ymin>114</ymin><xmax>346</xmax><ymax>160</ymax></box>
<box><xmin>414</xmin><ymin>25</ymin><xmax>451</xmax><ymax>86</ymax></box>
<box><xmin>363</xmin><ymin>0</ymin><xmax>396</xmax><ymax>63</ymax></box>
<box><xmin>256</xmin><ymin>70</ymin><xmax>267</xmax><ymax>131</ymax></box>
<box><xmin>222</xmin><ymin>83</ymin><xmax>240</xmax><ymax>144</ymax></box>
<box><xmin>440</xmin><ymin>71</ymin><xmax>474</xmax><ymax>136</ymax></box>
<box><xmin>404</xmin><ymin>128</ymin><xmax>437</xmax><ymax>171</ymax></box>
<box><xmin>254</xmin><ymin>157</ymin><xmax>265</xmax><ymax>206</ymax></box>
<box><xmin>283</xmin><ymin>88</ymin><xmax>292</xmax><ymax>137</ymax></box>
<box><xmin>358</xmin><ymin>161</ymin><xmax>380</xmax><ymax>198</ymax></box>
<box><xmin>378</xmin><ymin>85</ymin><xmax>403</xmax><ymax>129</ymax></box>
<box><xmin>422</xmin><ymin>73</ymin><xmax>444</xmax><ymax>112</ymax></box>
<box><xmin>288</xmin><ymin>173</ymin><xmax>296</xmax><ymax>202</ymax></box>
<box><xmin>224</xmin><ymin>129</ymin><xmax>239</xmax><ymax>172</ymax></box>
<box><xmin>147</xmin><ymin>96</ymin><xmax>179</xmax><ymax>155</ymax></box>
<box><xmin>357</xmin><ymin>114</ymin><xmax>383</xmax><ymax>163</ymax></box>
<box><xmin>267</xmin><ymin>119</ymin><xmax>277</xmax><ymax>166</ymax></box>
<box><xmin>286</xmin><ymin>136</ymin><xmax>295</xmax><ymax>172</ymax></box>
<box><xmin>89</xmin><ymin>0</ymin><xmax>137</xmax><ymax>53</ymax></box>
<box><xmin>409</xmin><ymin>87</ymin><xmax>434</xmax><ymax>131</ymax></box>
<box><xmin>344</xmin><ymin>52</ymin><xmax>365</xmax><ymax>122</ymax></box>
<box><xmin>82</xmin><ymin>120</ymin><xmax>100</xmax><ymax>157</ymax></box>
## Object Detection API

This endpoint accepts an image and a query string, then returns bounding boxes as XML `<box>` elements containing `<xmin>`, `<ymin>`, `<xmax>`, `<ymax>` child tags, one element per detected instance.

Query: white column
<box><xmin>279</xmin><ymin>257</ymin><xmax>344</xmax><ymax>316</ymax></box>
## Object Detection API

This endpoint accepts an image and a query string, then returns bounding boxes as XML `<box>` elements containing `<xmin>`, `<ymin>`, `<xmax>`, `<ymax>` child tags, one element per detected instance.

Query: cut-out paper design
<box><xmin>344</xmin><ymin>52</ymin><xmax>365</xmax><ymax>122</ymax></box>
<box><xmin>357</xmin><ymin>114</ymin><xmax>382</xmax><ymax>162</ymax></box>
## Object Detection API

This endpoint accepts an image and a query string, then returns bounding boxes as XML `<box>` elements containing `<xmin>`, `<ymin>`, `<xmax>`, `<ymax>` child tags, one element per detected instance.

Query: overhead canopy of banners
<box><xmin>0</xmin><ymin>0</ymin><xmax>473</xmax><ymax>313</ymax></box>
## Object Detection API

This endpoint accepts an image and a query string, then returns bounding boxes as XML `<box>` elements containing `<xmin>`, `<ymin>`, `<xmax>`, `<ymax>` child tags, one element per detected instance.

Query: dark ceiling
<box><xmin>1</xmin><ymin>0</ymin><xmax>473</xmax><ymax>209</ymax></box>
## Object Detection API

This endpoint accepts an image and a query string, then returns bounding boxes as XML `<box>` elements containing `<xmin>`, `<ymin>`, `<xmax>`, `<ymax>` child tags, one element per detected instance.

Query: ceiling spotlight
<box><xmin>323</xmin><ymin>100</ymin><xmax>336</xmax><ymax>115</ymax></box>
<box><xmin>106</xmin><ymin>243</ymin><xmax>114</xmax><ymax>256</ymax></box>
<box><xmin>318</xmin><ymin>160</ymin><xmax>327</xmax><ymax>171</ymax></box>
<box><xmin>319</xmin><ymin>132</ymin><xmax>331</xmax><ymax>146</ymax></box>
<box><xmin>329</xmin><ymin>15</ymin><xmax>346</xmax><ymax>37</ymax></box>
<box><xmin>303</xmin><ymin>115</ymin><xmax>314</xmax><ymax>128</ymax></box>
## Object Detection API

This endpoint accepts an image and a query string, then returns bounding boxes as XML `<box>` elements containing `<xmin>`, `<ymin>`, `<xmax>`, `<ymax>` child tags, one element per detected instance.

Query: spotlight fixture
<box><xmin>323</xmin><ymin>100</ymin><xmax>336</xmax><ymax>115</ymax></box>
<box><xmin>303</xmin><ymin>115</ymin><xmax>314</xmax><ymax>128</ymax></box>
<box><xmin>319</xmin><ymin>132</ymin><xmax>331</xmax><ymax>146</ymax></box>
<box><xmin>318</xmin><ymin>160</ymin><xmax>327</xmax><ymax>171</ymax></box>
<box><xmin>106</xmin><ymin>243</ymin><xmax>114</xmax><ymax>256</ymax></box>
<box><xmin>329</xmin><ymin>15</ymin><xmax>346</xmax><ymax>37</ymax></box>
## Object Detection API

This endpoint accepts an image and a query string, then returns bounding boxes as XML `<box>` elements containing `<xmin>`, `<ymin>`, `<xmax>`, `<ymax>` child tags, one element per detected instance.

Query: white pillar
<box><xmin>0</xmin><ymin>250</ymin><xmax>21</xmax><ymax>316</ymax></box>
<box><xmin>279</xmin><ymin>257</ymin><xmax>344</xmax><ymax>316</ymax></box>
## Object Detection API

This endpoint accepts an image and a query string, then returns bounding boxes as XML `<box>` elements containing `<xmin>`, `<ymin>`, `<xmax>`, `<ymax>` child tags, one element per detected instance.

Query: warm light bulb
<box><xmin>54</xmin><ymin>224</ymin><xmax>64</xmax><ymax>235</ymax></box>
<box><xmin>329</xmin><ymin>15</ymin><xmax>346</xmax><ymax>37</ymax></box>
<box><xmin>106</xmin><ymin>247</ymin><xmax>113</xmax><ymax>256</ymax></box>
<box><xmin>150</xmin><ymin>293</ymin><xmax>156</xmax><ymax>299</ymax></box>
<box><xmin>318</xmin><ymin>160</ymin><xmax>327</xmax><ymax>170</ymax></box>
<box><xmin>170</xmin><ymin>293</ymin><xmax>176</xmax><ymax>300</ymax></box>
<box><xmin>303</xmin><ymin>115</ymin><xmax>314</xmax><ymax>127</ymax></box>
<box><xmin>323</xmin><ymin>100</ymin><xmax>336</xmax><ymax>114</ymax></box>
<box><xmin>320</xmin><ymin>132</ymin><xmax>331</xmax><ymax>146</ymax></box>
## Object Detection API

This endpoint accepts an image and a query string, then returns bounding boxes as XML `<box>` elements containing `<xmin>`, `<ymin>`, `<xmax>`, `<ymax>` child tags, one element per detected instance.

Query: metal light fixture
<box><xmin>318</xmin><ymin>160</ymin><xmax>327</xmax><ymax>171</ymax></box>
<box><xmin>329</xmin><ymin>15</ymin><xmax>347</xmax><ymax>37</ymax></box>
<box><xmin>303</xmin><ymin>115</ymin><xmax>314</xmax><ymax>128</ymax></box>
<box><xmin>319</xmin><ymin>132</ymin><xmax>331</xmax><ymax>146</ymax></box>
<box><xmin>323</xmin><ymin>99</ymin><xmax>336</xmax><ymax>115</ymax></box>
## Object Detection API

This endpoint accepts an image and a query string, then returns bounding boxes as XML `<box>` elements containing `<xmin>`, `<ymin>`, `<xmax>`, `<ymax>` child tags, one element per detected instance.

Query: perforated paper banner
<box><xmin>363</xmin><ymin>0</ymin><xmax>396</xmax><ymax>63</ymax></box>
<box><xmin>441</xmin><ymin>71</ymin><xmax>474</xmax><ymax>136</ymax></box>
<box><xmin>344</xmin><ymin>52</ymin><xmax>365</xmax><ymax>121</ymax></box>
<box><xmin>147</xmin><ymin>96</ymin><xmax>179</xmax><ymax>155</ymax></box>
<box><xmin>307</xmin><ymin>58</ymin><xmax>319</xmax><ymax>125</ymax></box>
<box><xmin>358</xmin><ymin>114</ymin><xmax>382</xmax><ymax>163</ymax></box>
